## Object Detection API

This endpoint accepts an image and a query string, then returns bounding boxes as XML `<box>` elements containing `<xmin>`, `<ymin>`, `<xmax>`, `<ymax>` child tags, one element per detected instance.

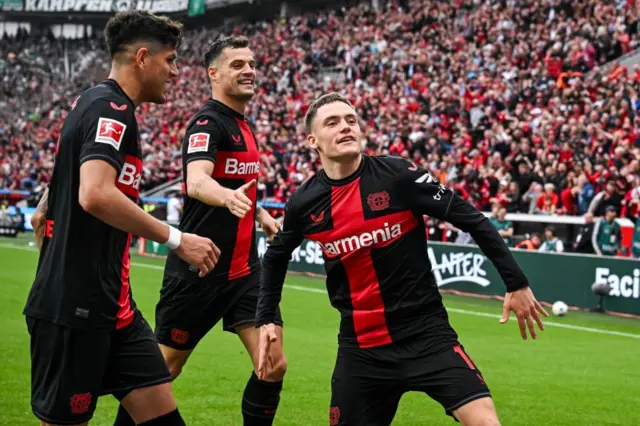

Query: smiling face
<box><xmin>306</xmin><ymin>99</ymin><xmax>362</xmax><ymax>163</ymax></box>
<box><xmin>209</xmin><ymin>46</ymin><xmax>256</xmax><ymax>102</ymax></box>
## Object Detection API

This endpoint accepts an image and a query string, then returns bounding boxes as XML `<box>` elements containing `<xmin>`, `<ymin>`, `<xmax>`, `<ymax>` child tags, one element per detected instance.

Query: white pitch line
<box><xmin>128</xmin><ymin>262</ymin><xmax>640</xmax><ymax>340</ymax></box>
<box><xmin>2</xmin><ymin>245</ymin><xmax>639</xmax><ymax>341</ymax></box>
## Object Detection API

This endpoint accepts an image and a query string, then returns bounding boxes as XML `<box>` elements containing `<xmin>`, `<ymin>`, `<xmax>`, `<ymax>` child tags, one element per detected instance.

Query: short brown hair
<box><xmin>105</xmin><ymin>10</ymin><xmax>184</xmax><ymax>58</ymax></box>
<box><xmin>204</xmin><ymin>35</ymin><xmax>250</xmax><ymax>68</ymax></box>
<box><xmin>304</xmin><ymin>93</ymin><xmax>355</xmax><ymax>133</ymax></box>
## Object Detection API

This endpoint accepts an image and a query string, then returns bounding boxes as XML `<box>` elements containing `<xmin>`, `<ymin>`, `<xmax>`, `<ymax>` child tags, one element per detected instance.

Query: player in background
<box><xmin>25</xmin><ymin>11</ymin><xmax>220</xmax><ymax>426</ymax></box>
<box><xmin>113</xmin><ymin>36</ymin><xmax>287</xmax><ymax>426</ymax></box>
<box><xmin>256</xmin><ymin>93</ymin><xmax>548</xmax><ymax>426</ymax></box>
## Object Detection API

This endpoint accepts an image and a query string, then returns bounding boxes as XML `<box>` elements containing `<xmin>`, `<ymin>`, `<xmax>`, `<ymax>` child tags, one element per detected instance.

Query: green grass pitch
<box><xmin>1</xmin><ymin>237</ymin><xmax>639</xmax><ymax>425</ymax></box>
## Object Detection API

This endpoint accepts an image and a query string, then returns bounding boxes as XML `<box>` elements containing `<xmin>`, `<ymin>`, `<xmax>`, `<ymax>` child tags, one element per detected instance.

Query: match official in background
<box><xmin>25</xmin><ymin>11</ymin><xmax>219</xmax><ymax>426</ymax></box>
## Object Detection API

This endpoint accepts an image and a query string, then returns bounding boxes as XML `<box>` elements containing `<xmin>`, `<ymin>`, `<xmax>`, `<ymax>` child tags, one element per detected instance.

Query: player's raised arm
<box><xmin>255</xmin><ymin>197</ymin><xmax>303</xmax><ymax>379</ymax></box>
<box><xmin>78</xmin><ymin>99</ymin><xmax>220</xmax><ymax>277</ymax></box>
<box><xmin>397</xmin><ymin>160</ymin><xmax>548</xmax><ymax>339</ymax></box>
<box><xmin>184</xmin><ymin>120</ymin><xmax>254</xmax><ymax>218</ymax></box>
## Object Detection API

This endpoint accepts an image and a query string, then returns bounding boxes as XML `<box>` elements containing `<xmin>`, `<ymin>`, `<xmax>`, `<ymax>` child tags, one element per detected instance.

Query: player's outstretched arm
<box><xmin>79</xmin><ymin>160</ymin><xmax>220</xmax><ymax>277</ymax></box>
<box><xmin>256</xmin><ymin>198</ymin><xmax>304</xmax><ymax>379</ymax></box>
<box><xmin>186</xmin><ymin>160</ymin><xmax>254</xmax><ymax>218</ymax></box>
<box><xmin>31</xmin><ymin>186</ymin><xmax>49</xmax><ymax>250</ymax></box>
<box><xmin>399</xmin><ymin>160</ymin><xmax>548</xmax><ymax>339</ymax></box>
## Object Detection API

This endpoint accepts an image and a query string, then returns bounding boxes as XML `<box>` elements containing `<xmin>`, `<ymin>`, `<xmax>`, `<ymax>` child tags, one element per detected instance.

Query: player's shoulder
<box><xmin>364</xmin><ymin>154</ymin><xmax>420</xmax><ymax>178</ymax></box>
<box><xmin>73</xmin><ymin>81</ymin><xmax>135</xmax><ymax>122</ymax></box>
<box><xmin>286</xmin><ymin>173</ymin><xmax>325</xmax><ymax>210</ymax></box>
<box><xmin>367</xmin><ymin>154</ymin><xmax>414</xmax><ymax>169</ymax></box>
<box><xmin>184</xmin><ymin>102</ymin><xmax>225</xmax><ymax>133</ymax></box>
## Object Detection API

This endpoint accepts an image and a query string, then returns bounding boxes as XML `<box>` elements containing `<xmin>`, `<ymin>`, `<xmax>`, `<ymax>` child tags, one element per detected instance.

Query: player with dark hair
<box><xmin>113</xmin><ymin>35</ymin><xmax>287</xmax><ymax>426</ymax></box>
<box><xmin>25</xmin><ymin>10</ymin><xmax>221</xmax><ymax>426</ymax></box>
<box><xmin>256</xmin><ymin>93</ymin><xmax>548</xmax><ymax>426</ymax></box>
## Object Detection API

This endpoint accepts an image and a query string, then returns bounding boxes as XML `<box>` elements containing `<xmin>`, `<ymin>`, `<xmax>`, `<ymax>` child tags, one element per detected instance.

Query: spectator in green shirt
<box><xmin>631</xmin><ymin>219</ymin><xmax>640</xmax><ymax>259</ymax></box>
<box><xmin>490</xmin><ymin>207</ymin><xmax>514</xmax><ymax>247</ymax></box>
<box><xmin>539</xmin><ymin>225</ymin><xmax>564</xmax><ymax>252</ymax></box>
<box><xmin>593</xmin><ymin>205</ymin><xmax>622</xmax><ymax>256</ymax></box>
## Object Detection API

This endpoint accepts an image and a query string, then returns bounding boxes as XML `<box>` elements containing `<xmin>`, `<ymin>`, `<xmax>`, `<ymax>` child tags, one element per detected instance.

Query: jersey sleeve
<box><xmin>394</xmin><ymin>159</ymin><xmax>529</xmax><ymax>292</ymax></box>
<box><xmin>256</xmin><ymin>195</ymin><xmax>305</xmax><ymax>326</ymax></box>
<box><xmin>79</xmin><ymin>98</ymin><xmax>135</xmax><ymax>173</ymax></box>
<box><xmin>183</xmin><ymin>117</ymin><xmax>223</xmax><ymax>165</ymax></box>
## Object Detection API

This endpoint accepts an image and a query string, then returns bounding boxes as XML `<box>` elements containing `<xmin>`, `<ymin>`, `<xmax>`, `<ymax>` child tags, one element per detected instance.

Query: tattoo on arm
<box><xmin>36</xmin><ymin>186</ymin><xmax>49</xmax><ymax>214</ymax></box>
<box><xmin>193</xmin><ymin>178</ymin><xmax>207</xmax><ymax>198</ymax></box>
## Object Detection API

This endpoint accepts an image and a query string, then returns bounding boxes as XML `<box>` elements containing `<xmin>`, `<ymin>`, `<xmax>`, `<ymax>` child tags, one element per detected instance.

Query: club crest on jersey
<box><xmin>171</xmin><ymin>328</ymin><xmax>190</xmax><ymax>345</ymax></box>
<box><xmin>95</xmin><ymin>117</ymin><xmax>126</xmax><ymax>150</ymax></box>
<box><xmin>330</xmin><ymin>407</ymin><xmax>340</xmax><ymax>426</ymax></box>
<box><xmin>69</xmin><ymin>392</ymin><xmax>92</xmax><ymax>415</ymax></box>
<box><xmin>188</xmin><ymin>133</ymin><xmax>210</xmax><ymax>153</ymax></box>
<box><xmin>367</xmin><ymin>191</ymin><xmax>390</xmax><ymax>211</ymax></box>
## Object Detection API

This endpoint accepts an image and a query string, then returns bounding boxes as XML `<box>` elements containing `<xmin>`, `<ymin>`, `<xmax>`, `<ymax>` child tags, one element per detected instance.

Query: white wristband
<box><xmin>165</xmin><ymin>225</ymin><xmax>182</xmax><ymax>250</ymax></box>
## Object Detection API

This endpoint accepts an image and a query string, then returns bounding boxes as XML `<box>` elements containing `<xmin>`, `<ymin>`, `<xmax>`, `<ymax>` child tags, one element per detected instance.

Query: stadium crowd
<box><xmin>1</xmin><ymin>0</ymin><xmax>640</xmax><ymax>227</ymax></box>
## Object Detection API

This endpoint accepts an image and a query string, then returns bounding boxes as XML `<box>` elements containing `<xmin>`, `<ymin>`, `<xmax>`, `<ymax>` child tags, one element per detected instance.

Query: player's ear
<box><xmin>307</xmin><ymin>134</ymin><xmax>318</xmax><ymax>150</ymax></box>
<box><xmin>135</xmin><ymin>47</ymin><xmax>150</xmax><ymax>69</ymax></box>
<box><xmin>208</xmin><ymin>66</ymin><xmax>218</xmax><ymax>83</ymax></box>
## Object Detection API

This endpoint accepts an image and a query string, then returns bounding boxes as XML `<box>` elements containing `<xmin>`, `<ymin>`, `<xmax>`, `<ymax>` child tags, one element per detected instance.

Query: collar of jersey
<box><xmin>207</xmin><ymin>99</ymin><xmax>246</xmax><ymax>120</ymax></box>
<box><xmin>320</xmin><ymin>154</ymin><xmax>367</xmax><ymax>187</ymax></box>
<box><xmin>103</xmin><ymin>79</ymin><xmax>135</xmax><ymax>108</ymax></box>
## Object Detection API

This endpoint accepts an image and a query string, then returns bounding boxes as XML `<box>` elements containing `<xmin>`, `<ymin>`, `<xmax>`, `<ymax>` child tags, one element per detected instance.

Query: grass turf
<box><xmin>1</xmin><ymin>238</ymin><xmax>639</xmax><ymax>425</ymax></box>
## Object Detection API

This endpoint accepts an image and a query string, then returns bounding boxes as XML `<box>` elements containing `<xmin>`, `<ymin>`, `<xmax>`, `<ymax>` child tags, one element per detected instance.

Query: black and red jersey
<box><xmin>163</xmin><ymin>99</ymin><xmax>260</xmax><ymax>282</ymax></box>
<box><xmin>24</xmin><ymin>79</ymin><xmax>142</xmax><ymax>331</ymax></box>
<box><xmin>257</xmin><ymin>155</ymin><xmax>529</xmax><ymax>349</ymax></box>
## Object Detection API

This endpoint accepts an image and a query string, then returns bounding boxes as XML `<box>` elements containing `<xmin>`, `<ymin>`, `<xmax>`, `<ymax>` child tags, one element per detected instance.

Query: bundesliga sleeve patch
<box><xmin>95</xmin><ymin>117</ymin><xmax>127</xmax><ymax>150</ymax></box>
<box><xmin>187</xmin><ymin>132</ymin><xmax>210</xmax><ymax>154</ymax></box>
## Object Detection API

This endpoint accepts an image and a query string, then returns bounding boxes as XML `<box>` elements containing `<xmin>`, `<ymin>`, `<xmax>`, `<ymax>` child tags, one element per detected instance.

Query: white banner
<box><xmin>24</xmin><ymin>0</ymin><xmax>188</xmax><ymax>13</ymax></box>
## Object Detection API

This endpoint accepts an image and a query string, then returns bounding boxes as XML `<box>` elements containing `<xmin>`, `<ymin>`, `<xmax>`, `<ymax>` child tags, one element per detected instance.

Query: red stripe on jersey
<box><xmin>115</xmin><ymin>155</ymin><xmax>142</xmax><ymax>199</ymax></box>
<box><xmin>308</xmin><ymin>180</ymin><xmax>419</xmax><ymax>348</ymax></box>
<box><xmin>331</xmin><ymin>179</ymin><xmax>391</xmax><ymax>348</ymax></box>
<box><xmin>227</xmin><ymin>118</ymin><xmax>259</xmax><ymax>280</ymax></box>
<box><xmin>116</xmin><ymin>233</ymin><xmax>134</xmax><ymax>329</ymax></box>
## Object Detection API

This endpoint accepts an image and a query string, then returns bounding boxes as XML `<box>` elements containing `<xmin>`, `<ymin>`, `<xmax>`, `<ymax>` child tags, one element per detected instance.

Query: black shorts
<box><xmin>329</xmin><ymin>342</ymin><xmax>491</xmax><ymax>426</ymax></box>
<box><xmin>26</xmin><ymin>312</ymin><xmax>171</xmax><ymax>425</ymax></box>
<box><xmin>155</xmin><ymin>272</ymin><xmax>283</xmax><ymax>350</ymax></box>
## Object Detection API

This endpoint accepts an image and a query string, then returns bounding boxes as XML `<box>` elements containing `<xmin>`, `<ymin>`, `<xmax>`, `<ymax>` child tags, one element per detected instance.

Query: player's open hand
<box><xmin>257</xmin><ymin>323</ymin><xmax>278</xmax><ymax>380</ymax></box>
<box><xmin>175</xmin><ymin>232</ymin><xmax>221</xmax><ymax>278</ymax></box>
<box><xmin>500</xmin><ymin>286</ymin><xmax>549</xmax><ymax>340</ymax></box>
<box><xmin>225</xmin><ymin>180</ymin><xmax>256</xmax><ymax>219</ymax></box>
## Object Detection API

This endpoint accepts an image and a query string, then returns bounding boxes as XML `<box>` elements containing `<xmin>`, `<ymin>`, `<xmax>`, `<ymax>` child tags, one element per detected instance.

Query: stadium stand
<box><xmin>1</xmin><ymin>0</ymin><xmax>639</xmax><ymax>252</ymax></box>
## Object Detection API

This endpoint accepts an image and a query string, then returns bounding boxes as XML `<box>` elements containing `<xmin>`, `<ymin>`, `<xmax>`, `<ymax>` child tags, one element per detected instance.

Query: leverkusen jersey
<box><xmin>163</xmin><ymin>100</ymin><xmax>260</xmax><ymax>282</ymax></box>
<box><xmin>24</xmin><ymin>79</ymin><xmax>142</xmax><ymax>331</ymax></box>
<box><xmin>257</xmin><ymin>155</ymin><xmax>529</xmax><ymax>349</ymax></box>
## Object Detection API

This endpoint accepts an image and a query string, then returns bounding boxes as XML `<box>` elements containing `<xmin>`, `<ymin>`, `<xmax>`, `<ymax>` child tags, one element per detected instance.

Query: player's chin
<box><xmin>236</xmin><ymin>88</ymin><xmax>255</xmax><ymax>100</ymax></box>
<box><xmin>332</xmin><ymin>143</ymin><xmax>361</xmax><ymax>160</ymax></box>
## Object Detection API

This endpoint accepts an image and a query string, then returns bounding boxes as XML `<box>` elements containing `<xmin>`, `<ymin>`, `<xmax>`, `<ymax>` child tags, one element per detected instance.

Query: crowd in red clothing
<box><xmin>1</xmin><ymin>0</ymin><xmax>640</xmax><ymax>224</ymax></box>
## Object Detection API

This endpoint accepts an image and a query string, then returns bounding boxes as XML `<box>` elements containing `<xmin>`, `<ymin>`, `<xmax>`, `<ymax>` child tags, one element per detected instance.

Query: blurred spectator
<box><xmin>0</xmin><ymin>0</ymin><xmax>639</xmax><ymax>232</ymax></box>
<box><xmin>572</xmin><ymin>212</ymin><xmax>597</xmax><ymax>254</ymax></box>
<box><xmin>539</xmin><ymin>225</ymin><xmax>564</xmax><ymax>252</ymax></box>
<box><xmin>515</xmin><ymin>232</ymin><xmax>542</xmax><ymax>250</ymax></box>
